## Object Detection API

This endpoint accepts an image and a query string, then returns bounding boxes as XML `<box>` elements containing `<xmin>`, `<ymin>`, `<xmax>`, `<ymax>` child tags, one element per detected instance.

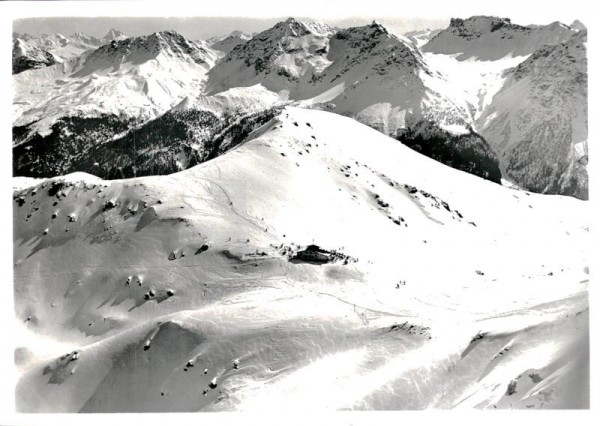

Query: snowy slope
<box><xmin>423</xmin><ymin>16</ymin><xmax>576</xmax><ymax>61</ymax></box>
<box><xmin>13</xmin><ymin>30</ymin><xmax>220</xmax><ymax>138</ymax></box>
<box><xmin>13</xmin><ymin>107</ymin><xmax>589</xmax><ymax>412</ymax></box>
<box><xmin>173</xmin><ymin>84</ymin><xmax>287</xmax><ymax>116</ymax></box>
<box><xmin>423</xmin><ymin>52</ymin><xmax>527</xmax><ymax>121</ymax></box>
<box><xmin>12</xmin><ymin>32</ymin><xmax>105</xmax><ymax>62</ymax></box>
<box><xmin>476</xmin><ymin>31</ymin><xmax>588</xmax><ymax>199</ymax></box>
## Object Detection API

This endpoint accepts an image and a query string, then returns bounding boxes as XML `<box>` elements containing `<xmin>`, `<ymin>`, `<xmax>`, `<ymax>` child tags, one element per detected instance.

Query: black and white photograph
<box><xmin>1</xmin><ymin>0</ymin><xmax>597</xmax><ymax>421</ymax></box>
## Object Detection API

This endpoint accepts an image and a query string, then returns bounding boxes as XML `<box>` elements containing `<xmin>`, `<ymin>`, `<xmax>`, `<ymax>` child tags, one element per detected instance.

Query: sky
<box><xmin>12</xmin><ymin>16</ymin><xmax>452</xmax><ymax>40</ymax></box>
<box><xmin>9</xmin><ymin>0</ymin><xmax>590</xmax><ymax>40</ymax></box>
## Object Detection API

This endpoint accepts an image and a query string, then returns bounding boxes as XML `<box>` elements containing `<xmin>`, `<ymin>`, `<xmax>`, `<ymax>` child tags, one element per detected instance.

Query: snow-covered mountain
<box><xmin>477</xmin><ymin>31</ymin><xmax>588</xmax><ymax>199</ymax></box>
<box><xmin>299</xmin><ymin>21</ymin><xmax>471</xmax><ymax>132</ymax></box>
<box><xmin>11</xmin><ymin>16</ymin><xmax>589</xmax><ymax>199</ymax></box>
<box><xmin>13</xmin><ymin>107</ymin><xmax>589</xmax><ymax>411</ymax></box>
<box><xmin>207</xmin><ymin>19</ymin><xmax>502</xmax><ymax>182</ymax></box>
<box><xmin>208</xmin><ymin>19</ymin><xmax>469</xmax><ymax>132</ymax></box>
<box><xmin>12</xmin><ymin>32</ymin><xmax>104</xmax><ymax>62</ymax></box>
<box><xmin>102</xmin><ymin>28</ymin><xmax>128</xmax><ymax>43</ymax></box>
<box><xmin>422</xmin><ymin>16</ymin><xmax>576</xmax><ymax>60</ymax></box>
<box><xmin>12</xmin><ymin>38</ymin><xmax>57</xmax><ymax>74</ymax></box>
<box><xmin>403</xmin><ymin>28</ymin><xmax>443</xmax><ymax>48</ymax></box>
<box><xmin>13</xmin><ymin>30</ymin><xmax>220</xmax><ymax>144</ymax></box>
<box><xmin>208</xmin><ymin>30</ymin><xmax>253</xmax><ymax>53</ymax></box>
<box><xmin>13</xmin><ymin>19</ymin><xmax>502</xmax><ymax>183</ymax></box>
<box><xmin>206</xmin><ymin>18</ymin><xmax>335</xmax><ymax>94</ymax></box>
<box><xmin>208</xmin><ymin>20</ymin><xmax>478</xmax><ymax>138</ymax></box>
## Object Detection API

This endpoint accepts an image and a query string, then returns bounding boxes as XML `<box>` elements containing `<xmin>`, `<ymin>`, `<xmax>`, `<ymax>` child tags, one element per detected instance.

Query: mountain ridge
<box><xmin>11</xmin><ymin>16</ymin><xmax>588</xmax><ymax>199</ymax></box>
<box><xmin>423</xmin><ymin>16</ymin><xmax>576</xmax><ymax>60</ymax></box>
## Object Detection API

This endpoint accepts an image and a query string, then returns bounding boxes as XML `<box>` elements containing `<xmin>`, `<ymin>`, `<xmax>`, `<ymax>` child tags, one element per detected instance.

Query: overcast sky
<box><xmin>12</xmin><ymin>16</ymin><xmax>453</xmax><ymax>40</ymax></box>
<box><xmin>9</xmin><ymin>0</ymin><xmax>588</xmax><ymax>40</ymax></box>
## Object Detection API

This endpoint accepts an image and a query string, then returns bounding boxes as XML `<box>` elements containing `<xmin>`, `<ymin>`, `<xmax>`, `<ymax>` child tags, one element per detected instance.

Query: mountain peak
<box><xmin>370</xmin><ymin>20</ymin><xmax>390</xmax><ymax>35</ymax></box>
<box><xmin>70</xmin><ymin>32</ymin><xmax>101</xmax><ymax>45</ymax></box>
<box><xmin>209</xmin><ymin>30</ymin><xmax>252</xmax><ymax>53</ymax></box>
<box><xmin>570</xmin><ymin>19</ymin><xmax>586</xmax><ymax>31</ymax></box>
<box><xmin>268</xmin><ymin>17</ymin><xmax>334</xmax><ymax>38</ymax></box>
<box><xmin>147</xmin><ymin>30</ymin><xmax>212</xmax><ymax>62</ymax></box>
<box><xmin>328</xmin><ymin>22</ymin><xmax>429</xmax><ymax>85</ymax></box>
<box><xmin>424</xmin><ymin>15</ymin><xmax>576</xmax><ymax>60</ymax></box>
<box><xmin>332</xmin><ymin>21</ymin><xmax>406</xmax><ymax>46</ymax></box>
<box><xmin>212</xmin><ymin>17</ymin><xmax>333</xmax><ymax>81</ymax></box>
<box><xmin>103</xmin><ymin>28</ymin><xmax>128</xmax><ymax>42</ymax></box>
<box><xmin>227</xmin><ymin>30</ymin><xmax>251</xmax><ymax>39</ymax></box>
<box><xmin>271</xmin><ymin>17</ymin><xmax>310</xmax><ymax>36</ymax></box>
<box><xmin>73</xmin><ymin>30</ymin><xmax>214</xmax><ymax>77</ymax></box>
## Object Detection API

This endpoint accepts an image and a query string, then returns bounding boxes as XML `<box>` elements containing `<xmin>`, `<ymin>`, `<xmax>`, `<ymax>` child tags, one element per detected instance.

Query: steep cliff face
<box><xmin>477</xmin><ymin>31</ymin><xmax>588</xmax><ymax>199</ymax></box>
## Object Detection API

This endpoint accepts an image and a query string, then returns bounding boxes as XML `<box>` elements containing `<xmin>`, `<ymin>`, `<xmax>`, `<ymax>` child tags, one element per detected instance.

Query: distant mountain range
<box><xmin>13</xmin><ymin>29</ymin><xmax>128</xmax><ymax>68</ymax></box>
<box><xmin>12</xmin><ymin>16</ymin><xmax>588</xmax><ymax>199</ymax></box>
